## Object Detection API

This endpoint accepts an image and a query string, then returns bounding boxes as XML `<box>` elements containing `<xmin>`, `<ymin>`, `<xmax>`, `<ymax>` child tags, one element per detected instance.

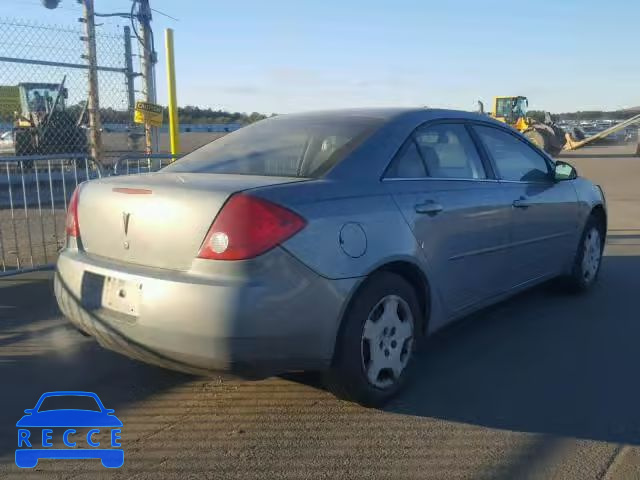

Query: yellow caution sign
<box><xmin>0</xmin><ymin>86</ymin><xmax>20</xmax><ymax>116</ymax></box>
<box><xmin>134</xmin><ymin>101</ymin><xmax>163</xmax><ymax>127</ymax></box>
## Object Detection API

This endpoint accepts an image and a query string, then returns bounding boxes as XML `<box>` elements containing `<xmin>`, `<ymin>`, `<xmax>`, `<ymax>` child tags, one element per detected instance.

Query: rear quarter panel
<box><xmin>253</xmin><ymin>180</ymin><xmax>448</xmax><ymax>334</ymax></box>
<box><xmin>255</xmin><ymin>180</ymin><xmax>422</xmax><ymax>280</ymax></box>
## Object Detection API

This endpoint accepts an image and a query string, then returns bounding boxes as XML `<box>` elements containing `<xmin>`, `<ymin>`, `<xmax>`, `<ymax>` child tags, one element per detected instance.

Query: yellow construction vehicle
<box><xmin>479</xmin><ymin>96</ymin><xmax>566</xmax><ymax>156</ymax></box>
<box><xmin>478</xmin><ymin>96</ymin><xmax>640</xmax><ymax>156</ymax></box>
<box><xmin>0</xmin><ymin>76</ymin><xmax>87</xmax><ymax>156</ymax></box>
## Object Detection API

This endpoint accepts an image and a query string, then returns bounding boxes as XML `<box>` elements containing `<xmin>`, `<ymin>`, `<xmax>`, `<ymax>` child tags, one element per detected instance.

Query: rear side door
<box><xmin>472</xmin><ymin>124</ymin><xmax>579</xmax><ymax>287</ymax></box>
<box><xmin>383</xmin><ymin>121</ymin><xmax>513</xmax><ymax>319</ymax></box>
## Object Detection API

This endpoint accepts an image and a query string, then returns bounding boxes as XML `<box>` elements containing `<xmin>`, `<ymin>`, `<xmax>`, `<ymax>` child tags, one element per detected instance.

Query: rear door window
<box><xmin>413</xmin><ymin>124</ymin><xmax>487</xmax><ymax>179</ymax></box>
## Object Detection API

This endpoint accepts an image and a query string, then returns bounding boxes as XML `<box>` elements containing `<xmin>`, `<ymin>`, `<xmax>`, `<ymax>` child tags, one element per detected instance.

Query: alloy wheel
<box><xmin>360</xmin><ymin>295</ymin><xmax>414</xmax><ymax>389</ymax></box>
<box><xmin>582</xmin><ymin>227</ymin><xmax>602</xmax><ymax>283</ymax></box>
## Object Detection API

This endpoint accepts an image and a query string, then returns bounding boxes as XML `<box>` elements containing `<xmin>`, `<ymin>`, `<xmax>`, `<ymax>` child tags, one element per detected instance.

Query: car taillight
<box><xmin>198</xmin><ymin>194</ymin><xmax>306</xmax><ymax>261</ymax></box>
<box><xmin>65</xmin><ymin>186</ymin><xmax>81</xmax><ymax>238</ymax></box>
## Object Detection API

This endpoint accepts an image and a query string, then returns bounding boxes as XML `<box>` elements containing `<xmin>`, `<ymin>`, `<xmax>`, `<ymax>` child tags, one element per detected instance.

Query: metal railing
<box><xmin>0</xmin><ymin>153</ymin><xmax>101</xmax><ymax>276</ymax></box>
<box><xmin>1</xmin><ymin>152</ymin><xmax>183</xmax><ymax>276</ymax></box>
<box><xmin>110</xmin><ymin>153</ymin><xmax>180</xmax><ymax>176</ymax></box>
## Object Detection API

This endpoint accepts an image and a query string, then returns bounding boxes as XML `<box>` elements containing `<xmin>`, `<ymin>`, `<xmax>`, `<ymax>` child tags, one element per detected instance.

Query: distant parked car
<box><xmin>0</xmin><ymin>130</ymin><xmax>14</xmax><ymax>153</ymax></box>
<box><xmin>55</xmin><ymin>108</ymin><xmax>607</xmax><ymax>406</ymax></box>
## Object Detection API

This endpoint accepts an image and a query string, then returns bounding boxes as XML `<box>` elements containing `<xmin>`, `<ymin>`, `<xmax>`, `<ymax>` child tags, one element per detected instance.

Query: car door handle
<box><xmin>512</xmin><ymin>198</ymin><xmax>532</xmax><ymax>209</ymax></box>
<box><xmin>415</xmin><ymin>201</ymin><xmax>443</xmax><ymax>215</ymax></box>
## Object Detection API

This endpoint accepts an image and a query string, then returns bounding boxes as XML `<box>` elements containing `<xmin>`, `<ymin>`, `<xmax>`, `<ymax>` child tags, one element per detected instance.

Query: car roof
<box><xmin>273</xmin><ymin>107</ymin><xmax>494</xmax><ymax>123</ymax></box>
<box><xmin>317</xmin><ymin>108</ymin><xmax>507</xmax><ymax>180</ymax></box>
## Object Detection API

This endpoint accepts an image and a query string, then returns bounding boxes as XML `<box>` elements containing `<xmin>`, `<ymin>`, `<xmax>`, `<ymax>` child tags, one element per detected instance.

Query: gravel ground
<box><xmin>0</xmin><ymin>208</ymin><xmax>65</xmax><ymax>271</ymax></box>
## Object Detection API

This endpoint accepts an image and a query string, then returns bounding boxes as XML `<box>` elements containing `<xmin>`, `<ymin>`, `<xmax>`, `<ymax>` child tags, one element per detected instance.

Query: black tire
<box><xmin>546</xmin><ymin>143</ymin><xmax>563</xmax><ymax>157</ymax></box>
<box><xmin>524</xmin><ymin>128</ymin><xmax>547</xmax><ymax>151</ymax></box>
<box><xmin>561</xmin><ymin>215</ymin><xmax>605</xmax><ymax>292</ymax></box>
<box><xmin>548</xmin><ymin>124</ymin><xmax>567</xmax><ymax>156</ymax></box>
<box><xmin>325</xmin><ymin>272</ymin><xmax>422</xmax><ymax>407</ymax></box>
<box><xmin>14</xmin><ymin>128</ymin><xmax>36</xmax><ymax>156</ymax></box>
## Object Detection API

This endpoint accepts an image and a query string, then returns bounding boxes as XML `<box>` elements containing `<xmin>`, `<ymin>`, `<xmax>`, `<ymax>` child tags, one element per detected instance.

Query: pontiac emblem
<box><xmin>122</xmin><ymin>212</ymin><xmax>131</xmax><ymax>236</ymax></box>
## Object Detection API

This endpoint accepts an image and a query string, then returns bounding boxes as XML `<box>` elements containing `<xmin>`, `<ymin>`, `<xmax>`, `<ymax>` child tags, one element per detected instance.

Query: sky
<box><xmin>2</xmin><ymin>0</ymin><xmax>639</xmax><ymax>114</ymax></box>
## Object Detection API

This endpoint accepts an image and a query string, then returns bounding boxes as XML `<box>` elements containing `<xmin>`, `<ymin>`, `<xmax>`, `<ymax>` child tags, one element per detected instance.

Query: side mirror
<box><xmin>23</xmin><ymin>409</ymin><xmax>33</xmax><ymax>414</ymax></box>
<box><xmin>554</xmin><ymin>161</ymin><xmax>577</xmax><ymax>181</ymax></box>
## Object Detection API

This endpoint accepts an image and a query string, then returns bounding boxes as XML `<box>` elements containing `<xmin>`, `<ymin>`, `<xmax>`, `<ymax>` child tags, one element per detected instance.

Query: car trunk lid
<box><xmin>77</xmin><ymin>172</ymin><xmax>301</xmax><ymax>271</ymax></box>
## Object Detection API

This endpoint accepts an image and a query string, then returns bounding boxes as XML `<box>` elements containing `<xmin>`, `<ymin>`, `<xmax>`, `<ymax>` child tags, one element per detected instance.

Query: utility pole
<box><xmin>81</xmin><ymin>0</ymin><xmax>103</xmax><ymax>162</ymax></box>
<box><xmin>137</xmin><ymin>0</ymin><xmax>158</xmax><ymax>154</ymax></box>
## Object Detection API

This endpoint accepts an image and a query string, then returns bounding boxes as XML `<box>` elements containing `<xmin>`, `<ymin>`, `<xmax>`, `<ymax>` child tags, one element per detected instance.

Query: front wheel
<box><xmin>325</xmin><ymin>272</ymin><xmax>421</xmax><ymax>407</ymax></box>
<box><xmin>562</xmin><ymin>216</ymin><xmax>604</xmax><ymax>292</ymax></box>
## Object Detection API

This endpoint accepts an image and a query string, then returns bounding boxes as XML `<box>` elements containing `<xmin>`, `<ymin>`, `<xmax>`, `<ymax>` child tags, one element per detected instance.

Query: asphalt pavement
<box><xmin>1</xmin><ymin>144</ymin><xmax>640</xmax><ymax>479</ymax></box>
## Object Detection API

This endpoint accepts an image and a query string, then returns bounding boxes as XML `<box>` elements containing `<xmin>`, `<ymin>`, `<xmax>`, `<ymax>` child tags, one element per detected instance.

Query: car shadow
<box><xmin>385</xmin><ymin>255</ymin><xmax>640</xmax><ymax>445</ymax></box>
<box><xmin>0</xmin><ymin>271</ymin><xmax>59</xmax><ymax>327</ymax></box>
<box><xmin>0</xmin><ymin>272</ymin><xmax>193</xmax><ymax>461</ymax></box>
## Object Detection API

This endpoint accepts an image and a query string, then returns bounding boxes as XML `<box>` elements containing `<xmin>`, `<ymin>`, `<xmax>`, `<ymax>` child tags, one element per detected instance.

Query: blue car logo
<box><xmin>15</xmin><ymin>391</ymin><xmax>123</xmax><ymax>468</ymax></box>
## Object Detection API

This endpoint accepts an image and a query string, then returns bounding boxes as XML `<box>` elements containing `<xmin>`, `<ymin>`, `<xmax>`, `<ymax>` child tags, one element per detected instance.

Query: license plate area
<box><xmin>101</xmin><ymin>276</ymin><xmax>142</xmax><ymax>317</ymax></box>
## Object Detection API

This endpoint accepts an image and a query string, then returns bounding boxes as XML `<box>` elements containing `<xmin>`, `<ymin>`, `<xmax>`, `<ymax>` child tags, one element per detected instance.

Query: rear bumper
<box><xmin>55</xmin><ymin>248</ymin><xmax>357</xmax><ymax>377</ymax></box>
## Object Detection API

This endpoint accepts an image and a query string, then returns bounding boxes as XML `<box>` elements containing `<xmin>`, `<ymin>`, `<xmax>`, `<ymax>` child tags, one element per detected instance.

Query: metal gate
<box><xmin>0</xmin><ymin>154</ymin><xmax>101</xmax><ymax>276</ymax></box>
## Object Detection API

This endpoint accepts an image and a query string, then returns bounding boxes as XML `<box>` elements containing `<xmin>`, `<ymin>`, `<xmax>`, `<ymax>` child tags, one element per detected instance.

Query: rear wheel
<box><xmin>548</xmin><ymin>125</ymin><xmax>567</xmax><ymax>157</ymax></box>
<box><xmin>546</xmin><ymin>142</ymin><xmax>563</xmax><ymax>157</ymax></box>
<box><xmin>14</xmin><ymin>128</ymin><xmax>36</xmax><ymax>156</ymax></box>
<box><xmin>525</xmin><ymin>126</ymin><xmax>565</xmax><ymax>156</ymax></box>
<box><xmin>524</xmin><ymin>128</ymin><xmax>548</xmax><ymax>152</ymax></box>
<box><xmin>326</xmin><ymin>272</ymin><xmax>421</xmax><ymax>407</ymax></box>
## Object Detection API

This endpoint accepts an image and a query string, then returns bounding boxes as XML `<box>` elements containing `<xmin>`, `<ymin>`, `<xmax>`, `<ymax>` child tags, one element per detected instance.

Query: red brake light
<box><xmin>65</xmin><ymin>186</ymin><xmax>81</xmax><ymax>238</ymax></box>
<box><xmin>198</xmin><ymin>194</ymin><xmax>306</xmax><ymax>261</ymax></box>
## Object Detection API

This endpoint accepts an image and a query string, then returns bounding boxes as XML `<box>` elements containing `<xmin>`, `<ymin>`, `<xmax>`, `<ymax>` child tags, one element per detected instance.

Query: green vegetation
<box><xmin>163</xmin><ymin>106</ymin><xmax>270</xmax><ymax>125</ymax></box>
<box><xmin>63</xmin><ymin>103</ymin><xmax>271</xmax><ymax>126</ymax></box>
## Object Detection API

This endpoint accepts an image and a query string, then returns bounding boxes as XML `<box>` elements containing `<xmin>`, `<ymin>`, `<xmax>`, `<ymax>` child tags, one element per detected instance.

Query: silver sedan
<box><xmin>55</xmin><ymin>108</ymin><xmax>606</xmax><ymax>406</ymax></box>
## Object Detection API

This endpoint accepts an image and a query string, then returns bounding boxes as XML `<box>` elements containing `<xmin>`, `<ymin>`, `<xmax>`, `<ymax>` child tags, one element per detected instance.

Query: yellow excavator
<box><xmin>479</xmin><ymin>95</ymin><xmax>640</xmax><ymax>156</ymax></box>
<box><xmin>479</xmin><ymin>96</ymin><xmax>566</xmax><ymax>156</ymax></box>
<box><xmin>1</xmin><ymin>76</ymin><xmax>87</xmax><ymax>156</ymax></box>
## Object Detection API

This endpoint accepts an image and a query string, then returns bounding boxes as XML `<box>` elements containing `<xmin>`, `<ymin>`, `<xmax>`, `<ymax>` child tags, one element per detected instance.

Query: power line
<box><xmin>151</xmin><ymin>8</ymin><xmax>179</xmax><ymax>22</ymax></box>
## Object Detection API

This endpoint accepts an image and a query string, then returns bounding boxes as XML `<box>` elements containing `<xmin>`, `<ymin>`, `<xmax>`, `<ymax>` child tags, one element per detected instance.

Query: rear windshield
<box><xmin>163</xmin><ymin>114</ymin><xmax>384</xmax><ymax>178</ymax></box>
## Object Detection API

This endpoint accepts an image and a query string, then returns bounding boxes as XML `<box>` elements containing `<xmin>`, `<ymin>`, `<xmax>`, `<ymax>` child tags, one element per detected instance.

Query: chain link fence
<box><xmin>0</xmin><ymin>17</ymin><xmax>140</xmax><ymax>166</ymax></box>
<box><xmin>0</xmin><ymin>17</ymin><xmax>141</xmax><ymax>275</ymax></box>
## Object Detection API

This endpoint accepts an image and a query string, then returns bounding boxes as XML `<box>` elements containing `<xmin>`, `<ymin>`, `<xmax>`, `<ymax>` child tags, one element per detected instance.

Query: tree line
<box><xmin>1</xmin><ymin>104</ymin><xmax>270</xmax><ymax>125</ymax></box>
<box><xmin>74</xmin><ymin>105</ymin><xmax>271</xmax><ymax>125</ymax></box>
<box><xmin>68</xmin><ymin>105</ymin><xmax>640</xmax><ymax>124</ymax></box>
<box><xmin>4</xmin><ymin>103</ymin><xmax>638</xmax><ymax>127</ymax></box>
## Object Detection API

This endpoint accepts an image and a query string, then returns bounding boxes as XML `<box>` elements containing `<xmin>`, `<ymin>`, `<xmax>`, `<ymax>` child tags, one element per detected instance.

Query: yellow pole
<box><xmin>165</xmin><ymin>28</ymin><xmax>180</xmax><ymax>158</ymax></box>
